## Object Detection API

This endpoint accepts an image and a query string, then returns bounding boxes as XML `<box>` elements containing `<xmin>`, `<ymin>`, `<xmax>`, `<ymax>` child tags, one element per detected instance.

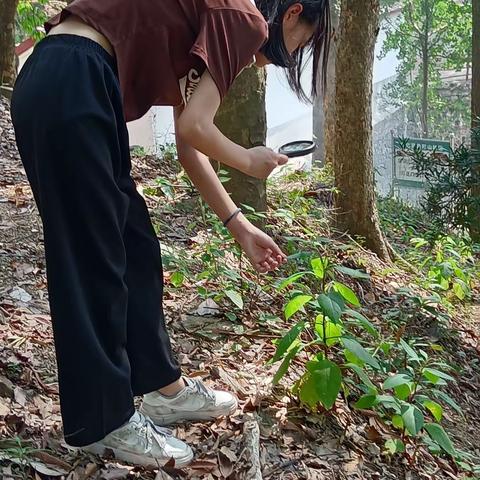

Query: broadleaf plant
<box><xmin>269</xmin><ymin>255</ymin><xmax>459</xmax><ymax>461</ymax></box>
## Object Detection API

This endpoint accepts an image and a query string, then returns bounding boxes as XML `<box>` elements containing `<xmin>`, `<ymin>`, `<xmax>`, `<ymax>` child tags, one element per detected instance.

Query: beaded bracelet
<box><xmin>223</xmin><ymin>207</ymin><xmax>242</xmax><ymax>227</ymax></box>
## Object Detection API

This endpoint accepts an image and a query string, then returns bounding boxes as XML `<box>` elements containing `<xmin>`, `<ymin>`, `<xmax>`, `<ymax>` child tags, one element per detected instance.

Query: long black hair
<box><xmin>255</xmin><ymin>0</ymin><xmax>331</xmax><ymax>103</ymax></box>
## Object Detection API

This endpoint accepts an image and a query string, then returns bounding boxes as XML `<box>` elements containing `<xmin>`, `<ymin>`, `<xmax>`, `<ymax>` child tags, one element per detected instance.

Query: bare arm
<box><xmin>174</xmin><ymin>105</ymin><xmax>239</xmax><ymax>224</ymax></box>
<box><xmin>173</xmin><ymin>104</ymin><xmax>286</xmax><ymax>273</ymax></box>
<box><xmin>175</xmin><ymin>71</ymin><xmax>288</xmax><ymax>179</ymax></box>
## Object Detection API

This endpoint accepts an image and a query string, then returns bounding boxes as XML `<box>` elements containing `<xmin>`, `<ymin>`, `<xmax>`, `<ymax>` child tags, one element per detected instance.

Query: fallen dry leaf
<box><xmin>9</xmin><ymin>286</ymin><xmax>32</xmax><ymax>303</ymax></box>
<box><xmin>32</xmin><ymin>451</ymin><xmax>72</xmax><ymax>471</ymax></box>
<box><xmin>0</xmin><ymin>399</ymin><xmax>10</xmax><ymax>417</ymax></box>
<box><xmin>195</xmin><ymin>298</ymin><xmax>221</xmax><ymax>316</ymax></box>
<box><xmin>218</xmin><ymin>449</ymin><xmax>234</xmax><ymax>478</ymax></box>
<box><xmin>220</xmin><ymin>446</ymin><xmax>237</xmax><ymax>462</ymax></box>
<box><xmin>13</xmin><ymin>386</ymin><xmax>27</xmax><ymax>406</ymax></box>
<box><xmin>83</xmin><ymin>462</ymin><xmax>98</xmax><ymax>478</ymax></box>
<box><xmin>30</xmin><ymin>460</ymin><xmax>69</xmax><ymax>477</ymax></box>
<box><xmin>0</xmin><ymin>375</ymin><xmax>14</xmax><ymax>398</ymax></box>
<box><xmin>189</xmin><ymin>458</ymin><xmax>218</xmax><ymax>473</ymax></box>
<box><xmin>365</xmin><ymin>425</ymin><xmax>383</xmax><ymax>443</ymax></box>
<box><xmin>100</xmin><ymin>467</ymin><xmax>132</xmax><ymax>480</ymax></box>
<box><xmin>212</xmin><ymin>366</ymin><xmax>249</xmax><ymax>399</ymax></box>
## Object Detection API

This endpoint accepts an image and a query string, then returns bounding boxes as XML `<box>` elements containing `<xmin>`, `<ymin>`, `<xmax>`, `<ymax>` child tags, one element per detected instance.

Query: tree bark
<box><xmin>333</xmin><ymin>0</ymin><xmax>391</xmax><ymax>261</ymax></box>
<box><xmin>420</xmin><ymin>0</ymin><xmax>431</xmax><ymax>138</ymax></box>
<box><xmin>471</xmin><ymin>0</ymin><xmax>480</xmax><ymax>242</ymax></box>
<box><xmin>473</xmin><ymin>0</ymin><xmax>480</xmax><ymax>134</ymax></box>
<box><xmin>214</xmin><ymin>65</ymin><xmax>267</xmax><ymax>213</ymax></box>
<box><xmin>421</xmin><ymin>43</ymin><xmax>430</xmax><ymax>138</ymax></box>
<box><xmin>313</xmin><ymin>0</ymin><xmax>339</xmax><ymax>166</ymax></box>
<box><xmin>0</xmin><ymin>0</ymin><xmax>19</xmax><ymax>86</ymax></box>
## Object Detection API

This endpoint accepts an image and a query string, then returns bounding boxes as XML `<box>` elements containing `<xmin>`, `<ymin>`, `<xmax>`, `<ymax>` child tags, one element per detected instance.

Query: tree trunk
<box><xmin>420</xmin><ymin>0</ymin><xmax>431</xmax><ymax>138</ymax></box>
<box><xmin>471</xmin><ymin>0</ymin><xmax>480</xmax><ymax>242</ymax></box>
<box><xmin>313</xmin><ymin>0</ymin><xmax>339</xmax><ymax>166</ymax></box>
<box><xmin>333</xmin><ymin>0</ymin><xmax>391</xmax><ymax>261</ymax></box>
<box><xmin>0</xmin><ymin>0</ymin><xmax>19</xmax><ymax>86</ymax></box>
<box><xmin>421</xmin><ymin>44</ymin><xmax>430</xmax><ymax>138</ymax></box>
<box><xmin>214</xmin><ymin>65</ymin><xmax>267</xmax><ymax>213</ymax></box>
<box><xmin>473</xmin><ymin>0</ymin><xmax>480</xmax><ymax>134</ymax></box>
<box><xmin>312</xmin><ymin>79</ymin><xmax>326</xmax><ymax>165</ymax></box>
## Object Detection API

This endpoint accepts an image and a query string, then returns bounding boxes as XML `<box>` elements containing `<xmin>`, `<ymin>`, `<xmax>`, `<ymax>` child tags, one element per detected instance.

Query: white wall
<box><xmin>129</xmin><ymin>107</ymin><xmax>176</xmax><ymax>153</ymax></box>
<box><xmin>128</xmin><ymin>110</ymin><xmax>155</xmax><ymax>151</ymax></box>
<box><xmin>18</xmin><ymin>50</ymin><xmax>32</xmax><ymax>71</ymax></box>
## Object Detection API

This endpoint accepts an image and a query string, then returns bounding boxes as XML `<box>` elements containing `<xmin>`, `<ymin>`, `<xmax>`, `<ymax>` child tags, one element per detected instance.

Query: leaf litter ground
<box><xmin>0</xmin><ymin>97</ymin><xmax>479</xmax><ymax>480</ymax></box>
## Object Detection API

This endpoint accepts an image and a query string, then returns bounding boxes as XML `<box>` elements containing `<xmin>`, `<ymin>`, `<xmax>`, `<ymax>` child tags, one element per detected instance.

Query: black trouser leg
<box><xmin>11</xmin><ymin>35</ymin><xmax>179</xmax><ymax>447</ymax></box>
<box><xmin>123</xmin><ymin>182</ymin><xmax>181</xmax><ymax>396</ymax></box>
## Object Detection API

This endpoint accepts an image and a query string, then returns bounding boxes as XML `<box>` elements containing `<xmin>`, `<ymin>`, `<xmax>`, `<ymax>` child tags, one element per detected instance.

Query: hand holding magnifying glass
<box><xmin>246</xmin><ymin>141</ymin><xmax>317</xmax><ymax>179</ymax></box>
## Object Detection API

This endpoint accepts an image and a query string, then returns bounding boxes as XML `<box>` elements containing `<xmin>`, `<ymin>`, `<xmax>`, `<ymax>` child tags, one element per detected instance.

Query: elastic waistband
<box><xmin>36</xmin><ymin>34</ymin><xmax>117</xmax><ymax>71</ymax></box>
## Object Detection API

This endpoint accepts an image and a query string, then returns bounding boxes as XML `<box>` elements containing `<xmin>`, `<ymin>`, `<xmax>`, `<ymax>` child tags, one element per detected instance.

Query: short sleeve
<box><xmin>190</xmin><ymin>8</ymin><xmax>268</xmax><ymax>99</ymax></box>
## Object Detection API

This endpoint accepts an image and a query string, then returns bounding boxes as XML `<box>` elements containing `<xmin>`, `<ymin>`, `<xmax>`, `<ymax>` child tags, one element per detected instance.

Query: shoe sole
<box><xmin>81</xmin><ymin>443</ymin><xmax>194</xmax><ymax>469</ymax></box>
<box><xmin>139</xmin><ymin>399</ymin><xmax>238</xmax><ymax>426</ymax></box>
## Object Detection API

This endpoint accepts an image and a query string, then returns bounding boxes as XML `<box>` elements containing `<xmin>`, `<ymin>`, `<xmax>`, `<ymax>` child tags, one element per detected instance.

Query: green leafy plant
<box><xmin>372</xmin><ymin>338</ymin><xmax>459</xmax><ymax>457</ymax></box>
<box><xmin>160</xmin><ymin>206</ymin><xmax>245</xmax><ymax>307</ymax></box>
<box><xmin>158</xmin><ymin>142</ymin><xmax>178</xmax><ymax>162</ymax></box>
<box><xmin>382</xmin><ymin>287</ymin><xmax>451</xmax><ymax>336</ymax></box>
<box><xmin>379</xmin><ymin>193</ymin><xmax>479</xmax><ymax>311</ymax></box>
<box><xmin>269</xmin><ymin>256</ymin><xmax>378</xmax><ymax>409</ymax></box>
<box><xmin>16</xmin><ymin>0</ymin><xmax>48</xmax><ymax>43</ymax></box>
<box><xmin>378</xmin><ymin>197</ymin><xmax>435</xmax><ymax>247</ymax></box>
<box><xmin>409</xmin><ymin>234</ymin><xmax>477</xmax><ymax>302</ymax></box>
<box><xmin>270</xmin><ymin>255</ymin><xmax>461</xmax><ymax>460</ymax></box>
<box><xmin>0</xmin><ymin>437</ymin><xmax>41</xmax><ymax>478</ymax></box>
<box><xmin>195</xmin><ymin>206</ymin><xmax>255</xmax><ymax>313</ymax></box>
<box><xmin>130</xmin><ymin>145</ymin><xmax>147</xmax><ymax>157</ymax></box>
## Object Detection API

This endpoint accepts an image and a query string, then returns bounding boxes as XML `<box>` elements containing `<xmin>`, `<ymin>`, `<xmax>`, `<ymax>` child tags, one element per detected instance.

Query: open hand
<box><xmin>245</xmin><ymin>146</ymin><xmax>289</xmax><ymax>179</ymax></box>
<box><xmin>229</xmin><ymin>217</ymin><xmax>287</xmax><ymax>273</ymax></box>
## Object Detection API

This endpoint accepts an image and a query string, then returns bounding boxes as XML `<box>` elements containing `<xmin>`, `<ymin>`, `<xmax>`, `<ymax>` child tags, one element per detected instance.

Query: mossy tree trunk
<box><xmin>333</xmin><ymin>0</ymin><xmax>391</xmax><ymax>261</ymax></box>
<box><xmin>213</xmin><ymin>65</ymin><xmax>267</xmax><ymax>213</ymax></box>
<box><xmin>0</xmin><ymin>0</ymin><xmax>19</xmax><ymax>86</ymax></box>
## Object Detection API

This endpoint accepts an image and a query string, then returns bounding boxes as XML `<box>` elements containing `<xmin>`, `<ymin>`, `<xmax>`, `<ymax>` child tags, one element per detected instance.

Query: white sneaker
<box><xmin>140</xmin><ymin>377</ymin><xmax>238</xmax><ymax>425</ymax></box>
<box><xmin>82</xmin><ymin>411</ymin><xmax>193</xmax><ymax>468</ymax></box>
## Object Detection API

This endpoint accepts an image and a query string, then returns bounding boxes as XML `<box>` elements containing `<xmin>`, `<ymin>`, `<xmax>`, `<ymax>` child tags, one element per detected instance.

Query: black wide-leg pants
<box><xmin>11</xmin><ymin>35</ymin><xmax>181</xmax><ymax>447</ymax></box>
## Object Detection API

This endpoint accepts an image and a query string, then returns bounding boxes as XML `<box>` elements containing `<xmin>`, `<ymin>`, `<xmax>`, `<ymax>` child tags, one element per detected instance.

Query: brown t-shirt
<box><xmin>46</xmin><ymin>0</ymin><xmax>268</xmax><ymax>122</ymax></box>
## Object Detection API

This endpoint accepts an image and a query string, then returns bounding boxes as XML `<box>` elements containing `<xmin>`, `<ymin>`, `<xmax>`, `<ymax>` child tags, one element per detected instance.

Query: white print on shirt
<box><xmin>178</xmin><ymin>59</ymin><xmax>257</xmax><ymax>105</ymax></box>
<box><xmin>178</xmin><ymin>68</ymin><xmax>202</xmax><ymax>104</ymax></box>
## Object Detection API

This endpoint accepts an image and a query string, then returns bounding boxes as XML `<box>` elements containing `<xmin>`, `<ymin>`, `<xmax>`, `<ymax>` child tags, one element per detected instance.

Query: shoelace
<box><xmin>133</xmin><ymin>412</ymin><xmax>174</xmax><ymax>454</ymax></box>
<box><xmin>187</xmin><ymin>378</ymin><xmax>216</xmax><ymax>403</ymax></box>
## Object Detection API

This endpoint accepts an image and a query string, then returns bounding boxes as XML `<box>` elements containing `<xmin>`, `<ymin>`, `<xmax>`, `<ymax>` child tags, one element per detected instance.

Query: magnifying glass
<box><xmin>279</xmin><ymin>140</ymin><xmax>317</xmax><ymax>158</ymax></box>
